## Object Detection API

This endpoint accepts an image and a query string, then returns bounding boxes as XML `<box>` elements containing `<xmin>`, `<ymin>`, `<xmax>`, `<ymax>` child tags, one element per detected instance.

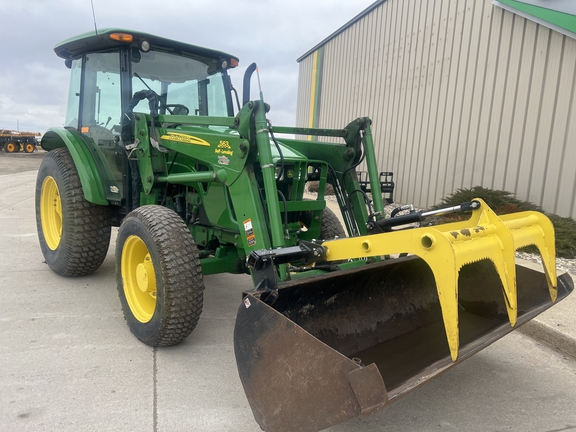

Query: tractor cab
<box><xmin>51</xmin><ymin>28</ymin><xmax>238</xmax><ymax>213</ymax></box>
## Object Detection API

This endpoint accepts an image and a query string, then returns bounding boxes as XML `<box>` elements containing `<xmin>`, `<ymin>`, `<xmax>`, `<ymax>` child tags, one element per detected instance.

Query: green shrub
<box><xmin>434</xmin><ymin>187</ymin><xmax>576</xmax><ymax>258</ymax></box>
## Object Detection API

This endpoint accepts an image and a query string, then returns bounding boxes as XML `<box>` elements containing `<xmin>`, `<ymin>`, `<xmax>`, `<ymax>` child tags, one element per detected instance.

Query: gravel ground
<box><xmin>515</xmin><ymin>251</ymin><xmax>576</xmax><ymax>277</ymax></box>
<box><xmin>0</xmin><ymin>149</ymin><xmax>46</xmax><ymax>174</ymax></box>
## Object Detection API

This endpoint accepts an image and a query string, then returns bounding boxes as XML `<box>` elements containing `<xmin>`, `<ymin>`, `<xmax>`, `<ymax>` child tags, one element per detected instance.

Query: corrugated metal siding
<box><xmin>296</xmin><ymin>57</ymin><xmax>313</xmax><ymax>131</ymax></box>
<box><xmin>296</xmin><ymin>0</ymin><xmax>576</xmax><ymax>218</ymax></box>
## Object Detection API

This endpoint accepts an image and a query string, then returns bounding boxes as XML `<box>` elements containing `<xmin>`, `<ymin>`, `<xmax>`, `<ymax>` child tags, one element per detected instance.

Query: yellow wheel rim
<box><xmin>6</xmin><ymin>142</ymin><xmax>16</xmax><ymax>152</ymax></box>
<box><xmin>40</xmin><ymin>176</ymin><xmax>62</xmax><ymax>250</ymax></box>
<box><xmin>121</xmin><ymin>235</ymin><xmax>157</xmax><ymax>323</ymax></box>
<box><xmin>26</xmin><ymin>143</ymin><xmax>35</xmax><ymax>153</ymax></box>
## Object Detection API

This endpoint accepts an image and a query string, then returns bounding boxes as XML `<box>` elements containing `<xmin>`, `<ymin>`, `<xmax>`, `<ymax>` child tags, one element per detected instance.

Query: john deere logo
<box><xmin>160</xmin><ymin>132</ymin><xmax>210</xmax><ymax>146</ymax></box>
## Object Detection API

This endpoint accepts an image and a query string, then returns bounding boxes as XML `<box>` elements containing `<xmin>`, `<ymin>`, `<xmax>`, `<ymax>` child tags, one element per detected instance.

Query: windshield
<box><xmin>132</xmin><ymin>50</ymin><xmax>230</xmax><ymax>117</ymax></box>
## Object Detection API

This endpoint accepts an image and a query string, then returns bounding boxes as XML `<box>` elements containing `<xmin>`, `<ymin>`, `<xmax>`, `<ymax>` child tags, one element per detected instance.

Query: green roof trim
<box><xmin>494</xmin><ymin>0</ymin><xmax>576</xmax><ymax>37</ymax></box>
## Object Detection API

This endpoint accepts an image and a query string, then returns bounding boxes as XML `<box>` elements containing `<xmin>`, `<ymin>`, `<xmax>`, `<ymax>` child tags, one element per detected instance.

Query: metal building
<box><xmin>296</xmin><ymin>0</ymin><xmax>576</xmax><ymax>218</ymax></box>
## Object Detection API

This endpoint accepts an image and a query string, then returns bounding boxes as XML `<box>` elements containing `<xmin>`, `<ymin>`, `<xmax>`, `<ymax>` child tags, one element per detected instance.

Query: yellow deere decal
<box><xmin>215</xmin><ymin>140</ymin><xmax>234</xmax><ymax>156</ymax></box>
<box><xmin>160</xmin><ymin>132</ymin><xmax>210</xmax><ymax>146</ymax></box>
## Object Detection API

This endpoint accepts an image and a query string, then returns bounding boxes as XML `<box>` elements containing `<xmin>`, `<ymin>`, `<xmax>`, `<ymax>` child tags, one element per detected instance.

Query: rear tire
<box><xmin>299</xmin><ymin>205</ymin><xmax>346</xmax><ymax>240</ymax></box>
<box><xmin>318</xmin><ymin>206</ymin><xmax>346</xmax><ymax>239</ymax></box>
<box><xmin>25</xmin><ymin>142</ymin><xmax>35</xmax><ymax>153</ymax></box>
<box><xmin>116</xmin><ymin>205</ymin><xmax>204</xmax><ymax>346</ymax></box>
<box><xmin>35</xmin><ymin>148</ymin><xmax>111</xmax><ymax>276</ymax></box>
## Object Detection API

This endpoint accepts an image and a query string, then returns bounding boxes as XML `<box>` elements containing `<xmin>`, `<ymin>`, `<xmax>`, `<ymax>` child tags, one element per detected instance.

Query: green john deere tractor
<box><xmin>36</xmin><ymin>29</ymin><xmax>573</xmax><ymax>432</ymax></box>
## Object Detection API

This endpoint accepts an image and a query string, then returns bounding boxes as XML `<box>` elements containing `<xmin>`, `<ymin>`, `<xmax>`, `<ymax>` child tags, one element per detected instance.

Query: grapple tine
<box><xmin>445</xmin><ymin>199</ymin><xmax>519</xmax><ymax>327</ymax></box>
<box><xmin>323</xmin><ymin>198</ymin><xmax>556</xmax><ymax>361</ymax></box>
<box><xmin>500</xmin><ymin>212</ymin><xmax>557</xmax><ymax>301</ymax></box>
<box><xmin>419</xmin><ymin>247</ymin><xmax>460</xmax><ymax>361</ymax></box>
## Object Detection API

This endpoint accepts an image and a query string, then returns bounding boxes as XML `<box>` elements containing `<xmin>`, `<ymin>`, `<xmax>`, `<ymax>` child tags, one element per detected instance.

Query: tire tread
<box><xmin>36</xmin><ymin>148</ymin><xmax>111</xmax><ymax>276</ymax></box>
<box><xmin>118</xmin><ymin>205</ymin><xmax>204</xmax><ymax>347</ymax></box>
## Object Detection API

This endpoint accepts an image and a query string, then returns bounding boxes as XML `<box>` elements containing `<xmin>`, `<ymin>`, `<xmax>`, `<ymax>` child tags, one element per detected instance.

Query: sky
<box><xmin>0</xmin><ymin>0</ymin><xmax>375</xmax><ymax>135</ymax></box>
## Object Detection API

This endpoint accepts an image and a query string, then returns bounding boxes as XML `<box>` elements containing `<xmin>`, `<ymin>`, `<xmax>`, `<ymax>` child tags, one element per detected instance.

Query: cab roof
<box><xmin>54</xmin><ymin>28</ymin><xmax>239</xmax><ymax>66</ymax></box>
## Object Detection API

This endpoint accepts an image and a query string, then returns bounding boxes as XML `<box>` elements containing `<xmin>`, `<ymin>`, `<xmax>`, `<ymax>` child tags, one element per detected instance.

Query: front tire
<box><xmin>35</xmin><ymin>148</ymin><xmax>111</xmax><ymax>276</ymax></box>
<box><xmin>116</xmin><ymin>205</ymin><xmax>204</xmax><ymax>346</ymax></box>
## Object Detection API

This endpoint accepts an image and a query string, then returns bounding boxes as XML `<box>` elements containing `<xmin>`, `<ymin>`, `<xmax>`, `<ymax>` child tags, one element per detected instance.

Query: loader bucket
<box><xmin>234</xmin><ymin>257</ymin><xmax>573</xmax><ymax>432</ymax></box>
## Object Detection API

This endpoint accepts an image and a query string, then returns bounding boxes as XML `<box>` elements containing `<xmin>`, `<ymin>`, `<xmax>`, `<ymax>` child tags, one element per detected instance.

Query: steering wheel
<box><xmin>165</xmin><ymin>104</ymin><xmax>189</xmax><ymax>115</ymax></box>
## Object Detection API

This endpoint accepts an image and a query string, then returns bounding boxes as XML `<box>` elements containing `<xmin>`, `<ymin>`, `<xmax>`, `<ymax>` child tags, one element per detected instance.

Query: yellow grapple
<box><xmin>322</xmin><ymin>198</ymin><xmax>557</xmax><ymax>361</ymax></box>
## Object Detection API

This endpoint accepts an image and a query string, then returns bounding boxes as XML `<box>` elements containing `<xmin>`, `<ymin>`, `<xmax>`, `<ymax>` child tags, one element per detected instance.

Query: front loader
<box><xmin>36</xmin><ymin>29</ymin><xmax>573</xmax><ymax>432</ymax></box>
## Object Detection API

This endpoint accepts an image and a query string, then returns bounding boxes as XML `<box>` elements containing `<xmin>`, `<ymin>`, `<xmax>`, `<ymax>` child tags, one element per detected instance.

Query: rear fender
<box><xmin>41</xmin><ymin>128</ymin><xmax>108</xmax><ymax>205</ymax></box>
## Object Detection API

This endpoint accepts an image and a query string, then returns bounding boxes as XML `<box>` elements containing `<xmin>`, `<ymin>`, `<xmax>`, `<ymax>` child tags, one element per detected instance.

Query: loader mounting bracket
<box><xmin>247</xmin><ymin>241</ymin><xmax>327</xmax><ymax>293</ymax></box>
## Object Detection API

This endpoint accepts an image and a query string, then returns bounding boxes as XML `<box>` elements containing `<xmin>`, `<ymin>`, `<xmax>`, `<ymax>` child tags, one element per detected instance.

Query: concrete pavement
<box><xmin>516</xmin><ymin>259</ymin><xmax>576</xmax><ymax>359</ymax></box>
<box><xmin>1</xmin><ymin>160</ymin><xmax>575</xmax><ymax>431</ymax></box>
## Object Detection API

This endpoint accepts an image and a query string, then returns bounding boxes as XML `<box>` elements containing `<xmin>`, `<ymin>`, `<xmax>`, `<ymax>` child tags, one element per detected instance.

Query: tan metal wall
<box><xmin>296</xmin><ymin>54</ymin><xmax>313</xmax><ymax>129</ymax></box>
<box><xmin>297</xmin><ymin>0</ymin><xmax>576</xmax><ymax>218</ymax></box>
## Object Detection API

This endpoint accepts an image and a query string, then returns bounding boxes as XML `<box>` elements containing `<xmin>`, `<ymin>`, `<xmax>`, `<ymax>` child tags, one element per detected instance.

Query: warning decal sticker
<box><xmin>244</xmin><ymin>219</ymin><xmax>256</xmax><ymax>247</ymax></box>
